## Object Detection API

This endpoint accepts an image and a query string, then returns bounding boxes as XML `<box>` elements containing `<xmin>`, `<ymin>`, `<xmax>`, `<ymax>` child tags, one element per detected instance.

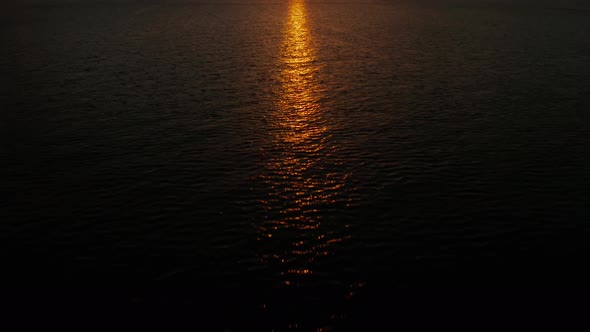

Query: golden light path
<box><xmin>258</xmin><ymin>0</ymin><xmax>350</xmax><ymax>287</ymax></box>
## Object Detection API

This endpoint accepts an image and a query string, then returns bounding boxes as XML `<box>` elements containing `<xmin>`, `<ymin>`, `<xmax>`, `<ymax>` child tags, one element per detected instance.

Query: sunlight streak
<box><xmin>257</xmin><ymin>0</ymin><xmax>350</xmax><ymax>286</ymax></box>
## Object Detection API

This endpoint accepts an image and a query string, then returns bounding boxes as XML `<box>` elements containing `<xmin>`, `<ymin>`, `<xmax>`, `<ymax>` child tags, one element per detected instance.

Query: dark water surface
<box><xmin>2</xmin><ymin>0</ymin><xmax>590</xmax><ymax>328</ymax></box>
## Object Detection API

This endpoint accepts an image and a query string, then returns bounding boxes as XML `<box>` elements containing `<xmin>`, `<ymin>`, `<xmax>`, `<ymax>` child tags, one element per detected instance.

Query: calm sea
<box><xmin>2</xmin><ymin>0</ymin><xmax>590</xmax><ymax>328</ymax></box>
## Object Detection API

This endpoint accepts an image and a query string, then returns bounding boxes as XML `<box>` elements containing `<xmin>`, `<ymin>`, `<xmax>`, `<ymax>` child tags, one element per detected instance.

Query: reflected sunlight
<box><xmin>257</xmin><ymin>0</ymin><xmax>350</xmax><ymax>287</ymax></box>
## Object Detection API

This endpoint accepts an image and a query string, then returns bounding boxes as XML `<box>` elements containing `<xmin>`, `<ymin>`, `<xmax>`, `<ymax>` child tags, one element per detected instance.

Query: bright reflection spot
<box><xmin>257</xmin><ymin>0</ymin><xmax>351</xmax><ymax>287</ymax></box>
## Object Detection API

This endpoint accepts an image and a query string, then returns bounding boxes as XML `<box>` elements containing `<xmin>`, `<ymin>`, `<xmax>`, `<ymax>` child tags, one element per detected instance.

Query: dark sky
<box><xmin>11</xmin><ymin>0</ymin><xmax>590</xmax><ymax>7</ymax></box>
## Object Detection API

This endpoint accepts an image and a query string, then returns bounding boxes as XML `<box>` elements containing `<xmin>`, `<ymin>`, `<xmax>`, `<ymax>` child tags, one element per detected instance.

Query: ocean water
<box><xmin>2</xmin><ymin>0</ymin><xmax>590</xmax><ymax>328</ymax></box>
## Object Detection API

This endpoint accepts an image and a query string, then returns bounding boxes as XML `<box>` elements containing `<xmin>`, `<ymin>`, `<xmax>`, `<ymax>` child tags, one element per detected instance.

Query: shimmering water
<box><xmin>2</xmin><ymin>0</ymin><xmax>590</xmax><ymax>328</ymax></box>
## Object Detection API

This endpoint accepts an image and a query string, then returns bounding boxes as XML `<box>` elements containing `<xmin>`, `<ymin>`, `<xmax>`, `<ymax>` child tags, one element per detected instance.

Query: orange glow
<box><xmin>257</xmin><ymin>0</ymin><xmax>348</xmax><ymax>286</ymax></box>
<box><xmin>273</xmin><ymin>0</ymin><xmax>325</xmax><ymax>150</ymax></box>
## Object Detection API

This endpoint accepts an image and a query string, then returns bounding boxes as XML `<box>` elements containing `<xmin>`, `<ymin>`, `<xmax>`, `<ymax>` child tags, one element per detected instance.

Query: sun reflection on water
<box><xmin>258</xmin><ymin>0</ymin><xmax>351</xmax><ymax>287</ymax></box>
